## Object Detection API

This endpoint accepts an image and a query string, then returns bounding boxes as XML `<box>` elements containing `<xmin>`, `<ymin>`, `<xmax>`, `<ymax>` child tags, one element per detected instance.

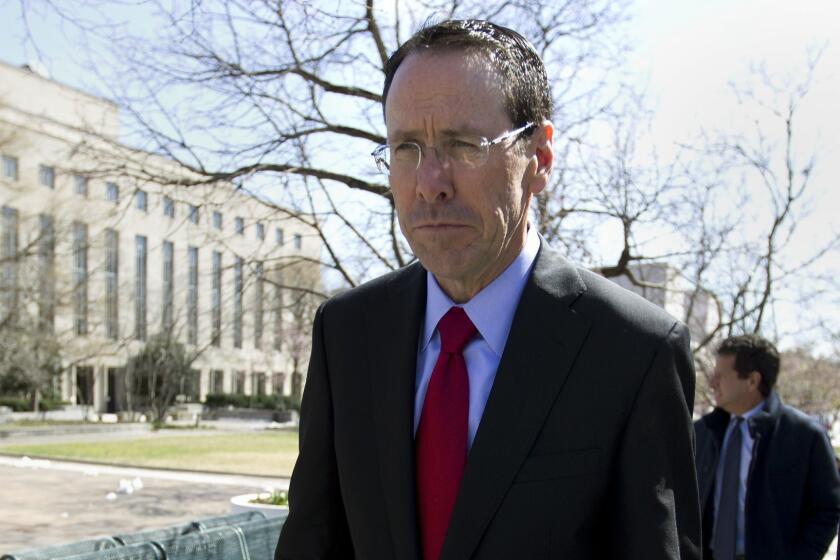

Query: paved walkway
<box><xmin>0</xmin><ymin>455</ymin><xmax>288</xmax><ymax>554</ymax></box>
<box><xmin>0</xmin><ymin>454</ymin><xmax>836</xmax><ymax>558</ymax></box>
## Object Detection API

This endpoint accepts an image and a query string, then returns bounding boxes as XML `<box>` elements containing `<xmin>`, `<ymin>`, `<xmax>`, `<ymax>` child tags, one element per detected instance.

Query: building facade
<box><xmin>0</xmin><ymin>61</ymin><xmax>321</xmax><ymax>414</ymax></box>
<box><xmin>609</xmin><ymin>262</ymin><xmax>718</xmax><ymax>346</ymax></box>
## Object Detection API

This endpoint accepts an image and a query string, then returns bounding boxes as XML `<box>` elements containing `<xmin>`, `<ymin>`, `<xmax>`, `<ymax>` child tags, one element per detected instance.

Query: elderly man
<box><xmin>276</xmin><ymin>19</ymin><xmax>700</xmax><ymax>560</ymax></box>
<box><xmin>695</xmin><ymin>334</ymin><xmax>840</xmax><ymax>560</ymax></box>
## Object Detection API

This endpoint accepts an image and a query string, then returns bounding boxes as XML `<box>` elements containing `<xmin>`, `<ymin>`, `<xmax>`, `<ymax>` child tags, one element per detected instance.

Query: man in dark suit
<box><xmin>276</xmin><ymin>19</ymin><xmax>701</xmax><ymax>559</ymax></box>
<box><xmin>695</xmin><ymin>334</ymin><xmax>840</xmax><ymax>560</ymax></box>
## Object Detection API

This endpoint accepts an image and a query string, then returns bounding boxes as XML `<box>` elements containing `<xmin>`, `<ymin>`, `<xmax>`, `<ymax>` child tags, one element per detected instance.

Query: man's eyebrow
<box><xmin>389</xmin><ymin>126</ymin><xmax>485</xmax><ymax>141</ymax></box>
<box><xmin>388</xmin><ymin>128</ymin><xmax>423</xmax><ymax>141</ymax></box>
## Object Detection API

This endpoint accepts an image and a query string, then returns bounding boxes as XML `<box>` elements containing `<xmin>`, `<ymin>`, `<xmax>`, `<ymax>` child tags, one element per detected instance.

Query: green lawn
<box><xmin>1</xmin><ymin>420</ymin><xmax>91</xmax><ymax>428</ymax></box>
<box><xmin>0</xmin><ymin>431</ymin><xmax>299</xmax><ymax>477</ymax></box>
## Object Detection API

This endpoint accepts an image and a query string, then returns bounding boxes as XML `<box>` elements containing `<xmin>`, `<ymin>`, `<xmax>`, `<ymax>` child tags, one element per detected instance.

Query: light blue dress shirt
<box><xmin>713</xmin><ymin>399</ymin><xmax>766</xmax><ymax>555</ymax></box>
<box><xmin>413</xmin><ymin>226</ymin><xmax>540</xmax><ymax>449</ymax></box>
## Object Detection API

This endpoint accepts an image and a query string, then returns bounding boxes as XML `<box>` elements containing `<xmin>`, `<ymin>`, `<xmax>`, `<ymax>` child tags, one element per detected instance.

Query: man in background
<box><xmin>695</xmin><ymin>334</ymin><xmax>840</xmax><ymax>560</ymax></box>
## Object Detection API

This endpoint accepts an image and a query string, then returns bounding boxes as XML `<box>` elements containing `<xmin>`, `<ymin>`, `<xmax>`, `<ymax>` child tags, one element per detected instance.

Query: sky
<box><xmin>627</xmin><ymin>0</ymin><xmax>840</xmax><ymax>349</ymax></box>
<box><xmin>631</xmin><ymin>0</ymin><xmax>838</xmax><ymax>153</ymax></box>
<box><xmin>1</xmin><ymin>0</ymin><xmax>838</xmax><ymax>348</ymax></box>
<box><xmin>630</xmin><ymin>0</ymin><xmax>839</xmax><ymax>220</ymax></box>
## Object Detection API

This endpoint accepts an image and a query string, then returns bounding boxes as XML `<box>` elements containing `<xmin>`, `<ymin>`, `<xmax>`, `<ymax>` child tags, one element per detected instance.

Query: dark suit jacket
<box><xmin>275</xmin><ymin>241</ymin><xmax>701</xmax><ymax>559</ymax></box>
<box><xmin>695</xmin><ymin>392</ymin><xmax>840</xmax><ymax>560</ymax></box>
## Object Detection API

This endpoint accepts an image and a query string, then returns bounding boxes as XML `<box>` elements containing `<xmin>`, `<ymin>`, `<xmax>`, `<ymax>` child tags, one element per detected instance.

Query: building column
<box><xmin>62</xmin><ymin>368</ymin><xmax>73</xmax><ymax>404</ymax></box>
<box><xmin>199</xmin><ymin>368</ymin><xmax>209</xmax><ymax>402</ymax></box>
<box><xmin>94</xmin><ymin>366</ymin><xmax>106</xmax><ymax>414</ymax></box>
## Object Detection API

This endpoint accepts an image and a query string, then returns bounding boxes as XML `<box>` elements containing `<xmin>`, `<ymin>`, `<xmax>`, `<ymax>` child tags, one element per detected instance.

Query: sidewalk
<box><xmin>0</xmin><ymin>455</ymin><xmax>836</xmax><ymax>558</ymax></box>
<box><xmin>0</xmin><ymin>455</ymin><xmax>288</xmax><ymax>553</ymax></box>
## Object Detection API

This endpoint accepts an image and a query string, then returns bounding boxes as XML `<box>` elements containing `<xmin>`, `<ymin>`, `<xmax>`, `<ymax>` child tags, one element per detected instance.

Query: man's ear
<box><xmin>529</xmin><ymin>120</ymin><xmax>554</xmax><ymax>196</ymax></box>
<box><xmin>748</xmin><ymin>371</ymin><xmax>763</xmax><ymax>393</ymax></box>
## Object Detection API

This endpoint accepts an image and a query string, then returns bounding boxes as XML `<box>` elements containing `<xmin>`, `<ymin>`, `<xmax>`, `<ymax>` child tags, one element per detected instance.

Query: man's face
<box><xmin>384</xmin><ymin>51</ymin><xmax>551</xmax><ymax>300</ymax></box>
<box><xmin>709</xmin><ymin>353</ymin><xmax>761</xmax><ymax>414</ymax></box>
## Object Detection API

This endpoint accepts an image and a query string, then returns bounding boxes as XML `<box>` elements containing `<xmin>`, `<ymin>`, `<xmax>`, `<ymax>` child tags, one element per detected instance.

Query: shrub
<box><xmin>0</xmin><ymin>396</ymin><xmax>68</xmax><ymax>412</ymax></box>
<box><xmin>251</xmin><ymin>489</ymin><xmax>288</xmax><ymax>506</ymax></box>
<box><xmin>0</xmin><ymin>396</ymin><xmax>29</xmax><ymax>412</ymax></box>
<box><xmin>205</xmin><ymin>393</ymin><xmax>248</xmax><ymax>409</ymax></box>
<box><xmin>38</xmin><ymin>398</ymin><xmax>68</xmax><ymax>411</ymax></box>
<box><xmin>204</xmin><ymin>393</ymin><xmax>300</xmax><ymax>411</ymax></box>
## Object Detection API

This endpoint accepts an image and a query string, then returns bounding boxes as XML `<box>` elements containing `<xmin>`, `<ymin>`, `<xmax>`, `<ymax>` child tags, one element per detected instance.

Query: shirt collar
<box><xmin>422</xmin><ymin>226</ymin><xmax>540</xmax><ymax>355</ymax></box>
<box><xmin>732</xmin><ymin>400</ymin><xmax>766</xmax><ymax>423</ymax></box>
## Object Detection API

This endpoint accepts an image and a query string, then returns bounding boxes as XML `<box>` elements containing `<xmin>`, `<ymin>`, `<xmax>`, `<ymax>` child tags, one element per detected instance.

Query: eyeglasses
<box><xmin>372</xmin><ymin>122</ymin><xmax>535</xmax><ymax>175</ymax></box>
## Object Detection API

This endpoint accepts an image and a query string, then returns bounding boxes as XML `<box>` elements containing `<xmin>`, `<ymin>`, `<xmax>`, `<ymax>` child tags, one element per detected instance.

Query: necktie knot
<box><xmin>438</xmin><ymin>306</ymin><xmax>477</xmax><ymax>354</ymax></box>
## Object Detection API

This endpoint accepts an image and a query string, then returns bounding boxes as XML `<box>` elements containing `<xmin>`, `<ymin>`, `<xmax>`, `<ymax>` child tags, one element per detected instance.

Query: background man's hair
<box><xmin>716</xmin><ymin>334</ymin><xmax>780</xmax><ymax>397</ymax></box>
<box><xmin>382</xmin><ymin>19</ymin><xmax>553</xmax><ymax>129</ymax></box>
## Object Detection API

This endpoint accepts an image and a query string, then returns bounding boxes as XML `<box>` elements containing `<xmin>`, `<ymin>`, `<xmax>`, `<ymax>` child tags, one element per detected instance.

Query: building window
<box><xmin>254</xmin><ymin>262</ymin><xmax>264</xmax><ymax>350</ymax></box>
<box><xmin>234</xmin><ymin>371</ymin><xmax>246</xmax><ymax>395</ymax></box>
<box><xmin>187</xmin><ymin>246</ymin><xmax>198</xmax><ymax>345</ymax></box>
<box><xmin>135</xmin><ymin>235</ymin><xmax>147</xmax><ymax>340</ymax></box>
<box><xmin>256</xmin><ymin>223</ymin><xmax>265</xmax><ymax>240</ymax></box>
<box><xmin>211</xmin><ymin>250</ymin><xmax>222</xmax><ymax>347</ymax></box>
<box><xmin>213</xmin><ymin>211</ymin><xmax>223</xmax><ymax>230</ymax></box>
<box><xmin>38</xmin><ymin>215</ymin><xmax>55</xmax><ymax>331</ymax></box>
<box><xmin>273</xmin><ymin>271</ymin><xmax>284</xmax><ymax>351</ymax></box>
<box><xmin>1</xmin><ymin>155</ymin><xmax>18</xmax><ymax>181</ymax></box>
<box><xmin>233</xmin><ymin>256</ymin><xmax>243</xmax><ymax>349</ymax></box>
<box><xmin>209</xmin><ymin>369</ymin><xmax>224</xmax><ymax>394</ymax></box>
<box><xmin>293</xmin><ymin>233</ymin><xmax>302</xmax><ymax>250</ymax></box>
<box><xmin>253</xmin><ymin>372</ymin><xmax>266</xmax><ymax>397</ymax></box>
<box><xmin>235</xmin><ymin>217</ymin><xmax>244</xmax><ymax>235</ymax></box>
<box><xmin>39</xmin><ymin>165</ymin><xmax>55</xmax><ymax>189</ymax></box>
<box><xmin>105</xmin><ymin>229</ymin><xmax>119</xmax><ymax>340</ymax></box>
<box><xmin>163</xmin><ymin>196</ymin><xmax>175</xmax><ymax>218</ymax></box>
<box><xmin>106</xmin><ymin>182</ymin><xmax>119</xmax><ymax>202</ymax></box>
<box><xmin>188</xmin><ymin>204</ymin><xmax>199</xmax><ymax>224</ymax></box>
<box><xmin>275</xmin><ymin>227</ymin><xmax>283</xmax><ymax>245</ymax></box>
<box><xmin>75</xmin><ymin>367</ymin><xmax>94</xmax><ymax>405</ymax></box>
<box><xmin>1</xmin><ymin>207</ymin><xmax>19</xmax><ymax>318</ymax></box>
<box><xmin>181</xmin><ymin>369</ymin><xmax>200</xmax><ymax>402</ymax></box>
<box><xmin>72</xmin><ymin>222</ymin><xmax>88</xmax><ymax>335</ymax></box>
<box><xmin>135</xmin><ymin>190</ymin><xmax>147</xmax><ymax>212</ymax></box>
<box><xmin>162</xmin><ymin>240</ymin><xmax>174</xmax><ymax>332</ymax></box>
<box><xmin>74</xmin><ymin>175</ymin><xmax>88</xmax><ymax>197</ymax></box>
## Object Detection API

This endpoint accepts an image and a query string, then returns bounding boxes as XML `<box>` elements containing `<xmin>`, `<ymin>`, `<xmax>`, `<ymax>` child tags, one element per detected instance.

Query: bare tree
<box><xmin>536</xmin><ymin>49</ymin><xmax>838</xmax><ymax>372</ymax></box>
<box><xmin>9</xmin><ymin>0</ymin><xmax>630</xmax><ymax>290</ymax></box>
<box><xmin>274</xmin><ymin>259</ymin><xmax>322</xmax><ymax>403</ymax></box>
<box><xmin>775</xmin><ymin>347</ymin><xmax>840</xmax><ymax>427</ymax></box>
<box><xmin>124</xmin><ymin>331</ymin><xmax>197</xmax><ymax>425</ymax></box>
<box><xmin>9</xmin><ymin>4</ymin><xmax>838</xmax><ymax>415</ymax></box>
<box><xmin>0</xmin><ymin>124</ymin><xmax>82</xmax><ymax>409</ymax></box>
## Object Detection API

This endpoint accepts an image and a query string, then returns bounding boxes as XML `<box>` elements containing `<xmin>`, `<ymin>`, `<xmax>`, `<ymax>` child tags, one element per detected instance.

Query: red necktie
<box><xmin>416</xmin><ymin>306</ymin><xmax>477</xmax><ymax>560</ymax></box>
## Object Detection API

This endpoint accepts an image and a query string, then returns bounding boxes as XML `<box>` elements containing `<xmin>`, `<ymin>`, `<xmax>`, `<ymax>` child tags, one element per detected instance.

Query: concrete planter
<box><xmin>230</xmin><ymin>493</ymin><xmax>288</xmax><ymax>519</ymax></box>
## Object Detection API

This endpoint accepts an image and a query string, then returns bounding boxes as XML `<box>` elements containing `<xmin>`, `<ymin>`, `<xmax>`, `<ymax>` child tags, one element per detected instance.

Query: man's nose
<box><xmin>415</xmin><ymin>147</ymin><xmax>454</xmax><ymax>203</ymax></box>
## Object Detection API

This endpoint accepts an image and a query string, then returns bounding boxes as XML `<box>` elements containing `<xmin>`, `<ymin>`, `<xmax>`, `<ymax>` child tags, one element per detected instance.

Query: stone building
<box><xmin>0</xmin><ymin>60</ymin><xmax>321</xmax><ymax>414</ymax></box>
<box><xmin>609</xmin><ymin>263</ymin><xmax>718</xmax><ymax>346</ymax></box>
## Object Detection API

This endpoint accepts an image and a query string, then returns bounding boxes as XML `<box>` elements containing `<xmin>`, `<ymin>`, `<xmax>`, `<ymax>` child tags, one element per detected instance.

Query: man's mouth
<box><xmin>414</xmin><ymin>223</ymin><xmax>468</xmax><ymax>231</ymax></box>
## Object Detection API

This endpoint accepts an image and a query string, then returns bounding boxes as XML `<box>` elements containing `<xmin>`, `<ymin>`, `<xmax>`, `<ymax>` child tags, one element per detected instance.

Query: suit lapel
<box><xmin>366</xmin><ymin>262</ymin><xmax>426</xmax><ymax>560</ymax></box>
<box><xmin>441</xmin><ymin>243</ymin><xmax>592</xmax><ymax>560</ymax></box>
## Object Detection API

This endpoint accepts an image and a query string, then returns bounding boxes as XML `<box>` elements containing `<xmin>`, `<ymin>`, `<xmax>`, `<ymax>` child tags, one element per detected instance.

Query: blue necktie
<box><xmin>713</xmin><ymin>416</ymin><xmax>743</xmax><ymax>560</ymax></box>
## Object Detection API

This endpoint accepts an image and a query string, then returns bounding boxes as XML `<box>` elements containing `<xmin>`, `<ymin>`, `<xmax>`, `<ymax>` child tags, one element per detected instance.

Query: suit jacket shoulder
<box><xmin>779</xmin><ymin>402</ymin><xmax>826</xmax><ymax>433</ymax></box>
<box><xmin>318</xmin><ymin>261</ymin><xmax>425</xmax><ymax>326</ymax></box>
<box><xmin>574</xmin><ymin>266</ymin><xmax>685</xmax><ymax>341</ymax></box>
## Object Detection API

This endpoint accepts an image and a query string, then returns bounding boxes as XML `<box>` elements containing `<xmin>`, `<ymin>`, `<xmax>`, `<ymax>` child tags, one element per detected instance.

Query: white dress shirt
<box><xmin>413</xmin><ymin>226</ymin><xmax>540</xmax><ymax>449</ymax></box>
